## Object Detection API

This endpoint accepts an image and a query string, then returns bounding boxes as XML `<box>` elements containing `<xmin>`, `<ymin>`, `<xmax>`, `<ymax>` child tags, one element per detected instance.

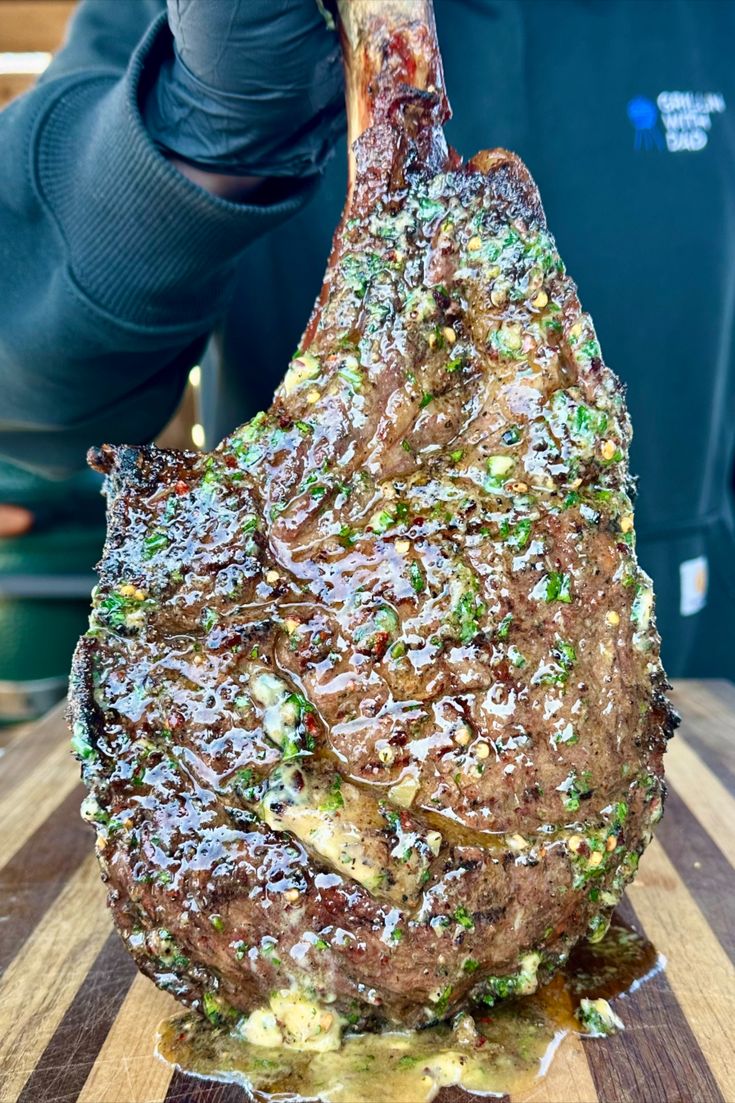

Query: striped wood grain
<box><xmin>77</xmin><ymin>976</ymin><xmax>177</xmax><ymax>1103</ymax></box>
<box><xmin>0</xmin><ymin>680</ymin><xmax>733</xmax><ymax>1103</ymax></box>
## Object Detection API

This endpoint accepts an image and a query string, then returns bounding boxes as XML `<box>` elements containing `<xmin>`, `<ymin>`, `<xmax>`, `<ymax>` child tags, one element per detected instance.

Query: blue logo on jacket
<box><xmin>628</xmin><ymin>92</ymin><xmax>726</xmax><ymax>152</ymax></box>
<box><xmin>627</xmin><ymin>96</ymin><xmax>665</xmax><ymax>150</ymax></box>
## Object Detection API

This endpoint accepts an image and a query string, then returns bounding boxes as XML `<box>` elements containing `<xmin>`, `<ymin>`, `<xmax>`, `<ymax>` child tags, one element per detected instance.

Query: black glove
<box><xmin>144</xmin><ymin>0</ymin><xmax>344</xmax><ymax>178</ymax></box>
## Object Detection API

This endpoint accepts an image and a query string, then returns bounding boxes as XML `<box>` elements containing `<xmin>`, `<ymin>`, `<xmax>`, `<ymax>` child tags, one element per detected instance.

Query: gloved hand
<box><xmin>144</xmin><ymin>0</ymin><xmax>344</xmax><ymax>179</ymax></box>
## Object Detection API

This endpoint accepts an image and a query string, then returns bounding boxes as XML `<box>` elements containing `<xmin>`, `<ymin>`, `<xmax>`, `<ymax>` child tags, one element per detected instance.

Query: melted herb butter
<box><xmin>159</xmin><ymin>999</ymin><xmax>552</xmax><ymax>1103</ymax></box>
<box><xmin>158</xmin><ymin>919</ymin><xmax>660</xmax><ymax>1103</ymax></box>
<box><xmin>261</xmin><ymin>763</ymin><xmax>432</xmax><ymax>906</ymax></box>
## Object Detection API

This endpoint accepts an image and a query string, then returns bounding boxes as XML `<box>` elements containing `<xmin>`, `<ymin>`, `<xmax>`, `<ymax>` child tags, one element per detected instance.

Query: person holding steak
<box><xmin>0</xmin><ymin>0</ymin><xmax>733</xmax><ymax>679</ymax></box>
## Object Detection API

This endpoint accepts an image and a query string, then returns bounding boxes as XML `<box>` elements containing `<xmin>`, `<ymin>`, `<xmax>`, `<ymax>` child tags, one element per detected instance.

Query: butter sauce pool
<box><xmin>157</xmin><ymin>917</ymin><xmax>660</xmax><ymax>1102</ymax></box>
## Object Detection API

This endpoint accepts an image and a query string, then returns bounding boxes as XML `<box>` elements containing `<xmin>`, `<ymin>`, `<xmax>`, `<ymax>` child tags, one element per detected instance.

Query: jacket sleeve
<box><xmin>0</xmin><ymin>0</ymin><xmax>314</xmax><ymax>478</ymax></box>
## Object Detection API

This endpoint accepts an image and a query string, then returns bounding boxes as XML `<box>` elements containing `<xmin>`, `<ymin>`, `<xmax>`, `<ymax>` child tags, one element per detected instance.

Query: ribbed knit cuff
<box><xmin>32</xmin><ymin>14</ymin><xmax>315</xmax><ymax>328</ymax></box>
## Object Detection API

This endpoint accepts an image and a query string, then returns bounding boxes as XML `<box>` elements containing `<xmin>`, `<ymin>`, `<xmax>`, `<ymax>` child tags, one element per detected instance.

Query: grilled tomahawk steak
<box><xmin>69</xmin><ymin>0</ymin><xmax>675</xmax><ymax>1031</ymax></box>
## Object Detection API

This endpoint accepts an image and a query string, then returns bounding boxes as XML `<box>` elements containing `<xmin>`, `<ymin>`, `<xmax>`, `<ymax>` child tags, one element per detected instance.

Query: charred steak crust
<box><xmin>69</xmin><ymin>8</ymin><xmax>676</xmax><ymax>1032</ymax></box>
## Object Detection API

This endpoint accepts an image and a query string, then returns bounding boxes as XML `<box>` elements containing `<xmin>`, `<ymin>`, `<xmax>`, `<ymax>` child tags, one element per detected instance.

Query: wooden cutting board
<box><xmin>0</xmin><ymin>679</ymin><xmax>733</xmax><ymax>1103</ymax></box>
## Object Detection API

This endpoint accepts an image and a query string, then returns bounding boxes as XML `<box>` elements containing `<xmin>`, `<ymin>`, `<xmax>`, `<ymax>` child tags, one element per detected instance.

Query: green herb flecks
<box><xmin>489</xmin><ymin>322</ymin><xmax>525</xmax><ymax>360</ymax></box>
<box><xmin>576</xmin><ymin>998</ymin><xmax>624</xmax><ymax>1036</ymax></box>
<box><xmin>320</xmin><ymin>775</ymin><xmax>345</xmax><ymax>813</ymax></box>
<box><xmin>201</xmin><ymin>606</ymin><xmax>218</xmax><ymax>632</ymax></box>
<box><xmin>70</xmin><ymin>723</ymin><xmax>96</xmax><ymax>762</ymax></box>
<box><xmin>532</xmin><ymin>571</ymin><xmax>573</xmax><ymax>604</ymax></box>
<box><xmin>338</xmin><ymin>524</ymin><xmax>356</xmax><ymax>548</ymax></box>
<box><xmin>485</xmin><ymin>454</ymin><xmax>515</xmax><ymax>492</ymax></box>
<box><xmin>261</xmin><ymin>939</ymin><xmax>282</xmax><ymax>968</ymax></box>
<box><xmin>339</xmin><ymin>358</ymin><xmax>363</xmax><ymax>391</ymax></box>
<box><xmin>496</xmin><ymin>613</ymin><xmax>513</xmax><ymax>640</ymax></box>
<box><xmin>417</xmin><ymin>195</ymin><xmax>444</xmax><ymax>221</ymax></box>
<box><xmin>507</xmin><ymin>518</ymin><xmax>533</xmax><ymax>550</ymax></box>
<box><xmin>279</xmin><ymin>694</ymin><xmax>318</xmax><ymax>762</ymax></box>
<box><xmin>341</xmin><ymin>252</ymin><xmax>387</xmax><ymax>299</ymax></box>
<box><xmin>452</xmin><ymin>590</ymin><xmax>486</xmax><ymax>645</ymax></box>
<box><xmin>233</xmin><ymin>767</ymin><xmax>259</xmax><ymax>802</ymax></box>
<box><xmin>202</xmin><ymin>991</ymin><xmax>234</xmax><ymax>1027</ymax></box>
<box><xmin>535</xmin><ymin>637</ymin><xmax>577</xmax><ymax>687</ymax></box>
<box><xmin>409</xmin><ymin>561</ymin><xmax>426</xmax><ymax>594</ymax></box>
<box><xmin>97</xmin><ymin>587</ymin><xmax>153</xmax><ymax>630</ymax></box>
<box><xmin>143</xmin><ymin>530</ymin><xmax>168</xmax><ymax>559</ymax></box>
<box><xmin>557</xmin><ymin>769</ymin><xmax>593</xmax><ymax>814</ymax></box>
<box><xmin>354</xmin><ymin>606</ymin><xmax>400</xmax><ymax>657</ymax></box>
<box><xmin>432</xmin><ymin>985</ymin><xmax>453</xmax><ymax>1017</ymax></box>
<box><xmin>454</xmin><ymin>906</ymin><xmax>475</xmax><ymax>930</ymax></box>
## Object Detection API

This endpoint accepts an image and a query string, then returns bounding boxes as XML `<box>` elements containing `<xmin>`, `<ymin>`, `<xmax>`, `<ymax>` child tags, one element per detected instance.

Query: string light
<box><xmin>0</xmin><ymin>52</ymin><xmax>52</xmax><ymax>75</ymax></box>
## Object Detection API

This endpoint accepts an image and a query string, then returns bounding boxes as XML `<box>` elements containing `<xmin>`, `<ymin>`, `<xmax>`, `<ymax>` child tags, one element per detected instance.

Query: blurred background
<box><xmin>0</xmin><ymin>0</ymin><xmax>202</xmax><ymax>728</ymax></box>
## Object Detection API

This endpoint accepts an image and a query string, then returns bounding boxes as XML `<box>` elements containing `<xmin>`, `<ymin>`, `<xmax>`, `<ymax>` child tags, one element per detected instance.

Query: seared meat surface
<box><xmin>69</xmin><ymin>0</ymin><xmax>675</xmax><ymax>1031</ymax></box>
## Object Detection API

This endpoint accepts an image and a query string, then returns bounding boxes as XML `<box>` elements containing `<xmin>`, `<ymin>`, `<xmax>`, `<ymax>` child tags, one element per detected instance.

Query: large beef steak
<box><xmin>69</xmin><ymin>0</ymin><xmax>675</xmax><ymax>1033</ymax></box>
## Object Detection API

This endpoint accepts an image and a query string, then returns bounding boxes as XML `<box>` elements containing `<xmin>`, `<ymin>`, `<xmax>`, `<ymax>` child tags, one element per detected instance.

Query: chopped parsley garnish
<box><xmin>534</xmin><ymin>571</ymin><xmax>573</xmax><ymax>604</ymax></box>
<box><xmin>143</xmin><ymin>530</ymin><xmax>168</xmax><ymax>559</ymax></box>
<box><xmin>341</xmin><ymin>251</ymin><xmax>386</xmax><ymax>298</ymax></box>
<box><xmin>409</xmin><ymin>561</ymin><xmax>426</xmax><ymax>594</ymax></box>
<box><xmin>320</xmin><ymin>775</ymin><xmax>345</xmax><ymax>813</ymax></box>
<box><xmin>453</xmin><ymin>591</ymin><xmax>486</xmax><ymax>644</ymax></box>
<box><xmin>433</xmin><ymin>985</ymin><xmax>453</xmax><ymax>1016</ymax></box>
<box><xmin>371</xmin><ymin>509</ymin><xmax>395</xmax><ymax>534</ymax></box>
<box><xmin>454</xmin><ymin>906</ymin><xmax>475</xmax><ymax>930</ymax></box>
<box><xmin>98</xmin><ymin>589</ymin><xmax>149</xmax><ymax>628</ymax></box>
<box><xmin>496</xmin><ymin>613</ymin><xmax>513</xmax><ymax>640</ymax></box>
<box><xmin>354</xmin><ymin>606</ymin><xmax>400</xmax><ymax>656</ymax></box>
<box><xmin>70</xmin><ymin>724</ymin><xmax>96</xmax><ymax>761</ymax></box>
<box><xmin>261</xmin><ymin>940</ymin><xmax>282</xmax><ymax>967</ymax></box>
<box><xmin>417</xmin><ymin>195</ymin><xmax>444</xmax><ymax>221</ymax></box>
<box><xmin>338</xmin><ymin>524</ymin><xmax>356</xmax><ymax>548</ymax></box>
<box><xmin>558</xmin><ymin>769</ymin><xmax>593</xmax><ymax>813</ymax></box>
<box><xmin>201</xmin><ymin>606</ymin><xmax>218</xmax><ymax>632</ymax></box>
<box><xmin>507</xmin><ymin>518</ymin><xmax>533</xmax><ymax>550</ymax></box>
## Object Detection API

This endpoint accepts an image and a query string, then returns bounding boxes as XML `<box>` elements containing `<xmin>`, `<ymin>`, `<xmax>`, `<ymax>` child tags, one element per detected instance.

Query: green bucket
<box><xmin>0</xmin><ymin>523</ymin><xmax>104</xmax><ymax>723</ymax></box>
<box><xmin>0</xmin><ymin>466</ymin><xmax>105</xmax><ymax>723</ymax></box>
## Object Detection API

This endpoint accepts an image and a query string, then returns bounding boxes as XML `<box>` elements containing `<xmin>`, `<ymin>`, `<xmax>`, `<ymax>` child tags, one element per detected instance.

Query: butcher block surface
<box><xmin>0</xmin><ymin>679</ymin><xmax>733</xmax><ymax>1103</ymax></box>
